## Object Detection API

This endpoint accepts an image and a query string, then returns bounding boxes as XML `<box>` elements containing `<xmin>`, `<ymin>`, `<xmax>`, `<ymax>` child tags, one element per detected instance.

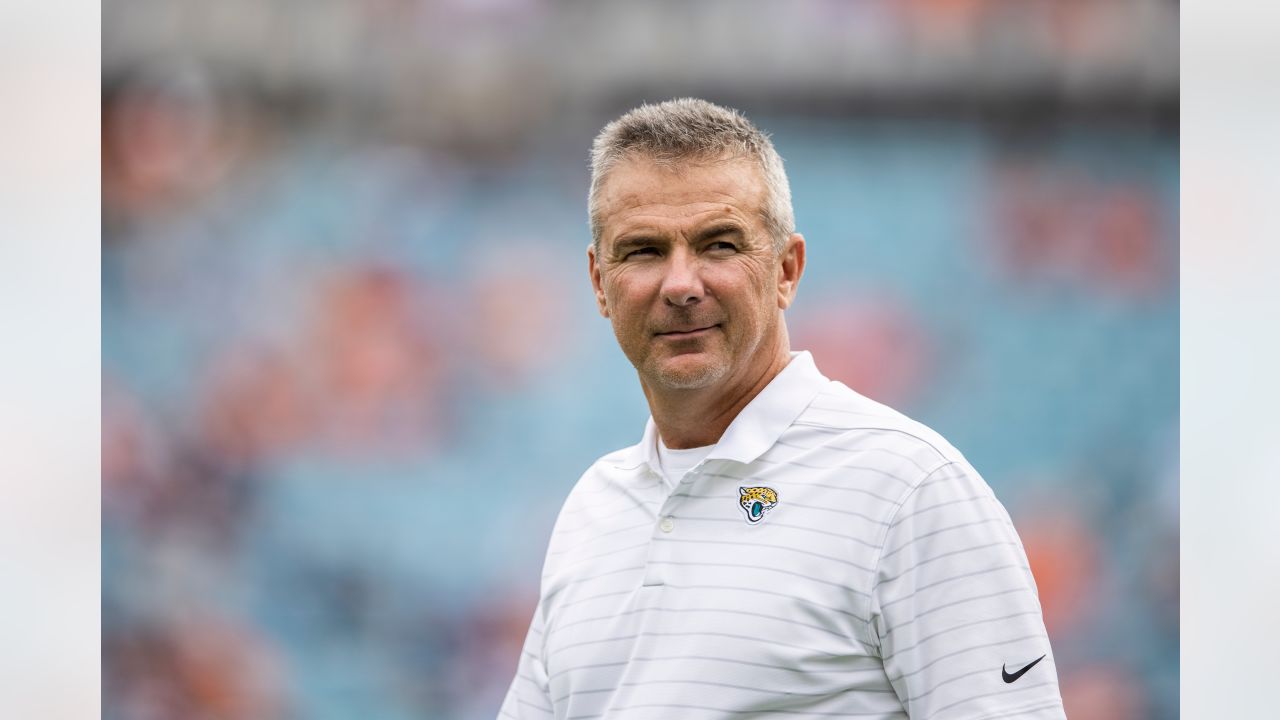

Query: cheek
<box><xmin>605</xmin><ymin>269</ymin><xmax>658</xmax><ymax>309</ymax></box>
<box><xmin>717</xmin><ymin>268</ymin><xmax>775</xmax><ymax>319</ymax></box>
<box><xmin>602</xmin><ymin>283</ymin><xmax>647</xmax><ymax>331</ymax></box>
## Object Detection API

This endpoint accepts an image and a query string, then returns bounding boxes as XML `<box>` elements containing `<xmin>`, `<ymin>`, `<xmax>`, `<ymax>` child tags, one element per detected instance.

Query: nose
<box><xmin>659</xmin><ymin>246</ymin><xmax>704</xmax><ymax>307</ymax></box>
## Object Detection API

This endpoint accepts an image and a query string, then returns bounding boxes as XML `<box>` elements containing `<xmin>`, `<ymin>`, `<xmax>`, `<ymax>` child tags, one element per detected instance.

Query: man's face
<box><xmin>589</xmin><ymin>155</ymin><xmax>803</xmax><ymax>393</ymax></box>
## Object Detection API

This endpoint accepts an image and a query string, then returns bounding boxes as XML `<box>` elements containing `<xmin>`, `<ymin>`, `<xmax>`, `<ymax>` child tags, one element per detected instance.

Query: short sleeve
<box><xmin>870</xmin><ymin>462</ymin><xmax>1066</xmax><ymax>719</ymax></box>
<box><xmin>497</xmin><ymin>599</ymin><xmax>555</xmax><ymax>720</ymax></box>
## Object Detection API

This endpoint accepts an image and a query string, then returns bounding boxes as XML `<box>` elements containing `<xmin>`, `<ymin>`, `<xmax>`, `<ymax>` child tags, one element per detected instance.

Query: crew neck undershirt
<box><xmin>656</xmin><ymin>436</ymin><xmax>716</xmax><ymax>490</ymax></box>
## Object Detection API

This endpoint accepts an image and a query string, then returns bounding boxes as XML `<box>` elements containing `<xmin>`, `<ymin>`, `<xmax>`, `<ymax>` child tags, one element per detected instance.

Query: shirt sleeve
<box><xmin>870</xmin><ymin>461</ymin><xmax>1066</xmax><ymax>719</ymax></box>
<box><xmin>497</xmin><ymin>599</ymin><xmax>555</xmax><ymax>720</ymax></box>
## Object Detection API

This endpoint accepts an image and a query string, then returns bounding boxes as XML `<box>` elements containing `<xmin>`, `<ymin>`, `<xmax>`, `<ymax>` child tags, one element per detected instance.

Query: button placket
<box><xmin>641</xmin><ymin>464</ymin><xmax>701</xmax><ymax>586</ymax></box>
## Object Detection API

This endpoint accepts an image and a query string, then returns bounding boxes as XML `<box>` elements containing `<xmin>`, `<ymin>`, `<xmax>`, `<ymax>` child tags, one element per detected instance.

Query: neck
<box><xmin>642</xmin><ymin>341</ymin><xmax>792</xmax><ymax>450</ymax></box>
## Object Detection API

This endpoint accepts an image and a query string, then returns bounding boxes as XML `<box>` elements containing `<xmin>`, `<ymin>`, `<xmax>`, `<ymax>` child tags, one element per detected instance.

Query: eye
<box><xmin>624</xmin><ymin>247</ymin><xmax>659</xmax><ymax>259</ymax></box>
<box><xmin>706</xmin><ymin>240</ymin><xmax>738</xmax><ymax>253</ymax></box>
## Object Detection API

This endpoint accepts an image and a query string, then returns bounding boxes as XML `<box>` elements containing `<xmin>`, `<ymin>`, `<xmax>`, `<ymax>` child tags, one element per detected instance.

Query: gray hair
<box><xmin>588</xmin><ymin>98</ymin><xmax>794</xmax><ymax>252</ymax></box>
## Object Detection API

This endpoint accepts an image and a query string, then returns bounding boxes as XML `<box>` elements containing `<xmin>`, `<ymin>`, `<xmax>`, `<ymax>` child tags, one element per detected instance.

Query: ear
<box><xmin>588</xmin><ymin>243</ymin><xmax>609</xmax><ymax>318</ymax></box>
<box><xmin>776</xmin><ymin>232</ymin><xmax>806</xmax><ymax>310</ymax></box>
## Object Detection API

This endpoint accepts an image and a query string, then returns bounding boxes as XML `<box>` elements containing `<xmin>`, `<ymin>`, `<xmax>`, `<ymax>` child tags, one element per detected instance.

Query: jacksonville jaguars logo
<box><xmin>738</xmin><ymin>486</ymin><xmax>778</xmax><ymax>524</ymax></box>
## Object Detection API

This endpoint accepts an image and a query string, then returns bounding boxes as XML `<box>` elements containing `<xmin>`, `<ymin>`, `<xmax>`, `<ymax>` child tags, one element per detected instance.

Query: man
<box><xmin>500</xmin><ymin>99</ymin><xmax>1065</xmax><ymax>719</ymax></box>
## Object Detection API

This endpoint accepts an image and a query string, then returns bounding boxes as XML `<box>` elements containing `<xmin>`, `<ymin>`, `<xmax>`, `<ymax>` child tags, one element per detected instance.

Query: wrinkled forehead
<box><xmin>595</xmin><ymin>154</ymin><xmax>768</xmax><ymax>236</ymax></box>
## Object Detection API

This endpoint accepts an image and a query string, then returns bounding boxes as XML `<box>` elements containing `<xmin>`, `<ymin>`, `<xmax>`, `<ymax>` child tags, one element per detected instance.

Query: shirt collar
<box><xmin>612</xmin><ymin>351</ymin><xmax>829</xmax><ymax>473</ymax></box>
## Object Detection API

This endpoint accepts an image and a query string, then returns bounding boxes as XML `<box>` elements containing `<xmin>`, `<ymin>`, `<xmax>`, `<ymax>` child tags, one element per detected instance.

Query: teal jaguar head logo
<box><xmin>738</xmin><ymin>486</ymin><xmax>778</xmax><ymax>524</ymax></box>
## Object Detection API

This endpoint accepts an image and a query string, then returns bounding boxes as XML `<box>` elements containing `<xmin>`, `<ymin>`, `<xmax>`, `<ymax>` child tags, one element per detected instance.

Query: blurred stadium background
<box><xmin>102</xmin><ymin>1</ymin><xmax>1178</xmax><ymax>718</ymax></box>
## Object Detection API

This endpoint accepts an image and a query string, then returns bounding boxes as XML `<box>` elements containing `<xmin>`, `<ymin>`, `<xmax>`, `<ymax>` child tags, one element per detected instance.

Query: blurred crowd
<box><xmin>103</xmin><ymin>2</ymin><xmax>1178</xmax><ymax>719</ymax></box>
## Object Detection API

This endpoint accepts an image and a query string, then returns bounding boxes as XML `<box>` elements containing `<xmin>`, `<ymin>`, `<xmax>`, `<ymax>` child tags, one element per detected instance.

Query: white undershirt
<box><xmin>655</xmin><ymin>436</ymin><xmax>715</xmax><ymax>491</ymax></box>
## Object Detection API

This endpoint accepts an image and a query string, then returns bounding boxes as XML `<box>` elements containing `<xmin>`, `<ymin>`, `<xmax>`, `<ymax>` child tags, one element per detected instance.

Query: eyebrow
<box><xmin>692</xmin><ymin>223</ymin><xmax>745</xmax><ymax>243</ymax></box>
<box><xmin>609</xmin><ymin>222</ymin><xmax>746</xmax><ymax>255</ymax></box>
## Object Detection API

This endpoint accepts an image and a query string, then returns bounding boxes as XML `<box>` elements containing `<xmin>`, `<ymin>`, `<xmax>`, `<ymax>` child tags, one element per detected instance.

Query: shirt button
<box><xmin>659</xmin><ymin>516</ymin><xmax>675</xmax><ymax>533</ymax></box>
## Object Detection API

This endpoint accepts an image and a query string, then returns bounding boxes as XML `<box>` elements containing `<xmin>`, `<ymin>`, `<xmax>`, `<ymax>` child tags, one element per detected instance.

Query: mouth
<box><xmin>655</xmin><ymin>324</ymin><xmax>720</xmax><ymax>339</ymax></box>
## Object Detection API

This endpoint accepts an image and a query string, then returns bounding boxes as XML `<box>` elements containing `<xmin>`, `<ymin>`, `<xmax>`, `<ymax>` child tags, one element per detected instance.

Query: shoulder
<box><xmin>564</xmin><ymin>444</ymin><xmax>644</xmax><ymax>502</ymax></box>
<box><xmin>785</xmin><ymin>379</ymin><xmax>967</xmax><ymax>487</ymax></box>
<box><xmin>795</xmin><ymin>387</ymin><xmax>1016</xmax><ymax>556</ymax></box>
<box><xmin>545</xmin><ymin>442</ymin><xmax>649</xmax><ymax>537</ymax></box>
<box><xmin>538</xmin><ymin>441</ymin><xmax>655</xmax><ymax>586</ymax></box>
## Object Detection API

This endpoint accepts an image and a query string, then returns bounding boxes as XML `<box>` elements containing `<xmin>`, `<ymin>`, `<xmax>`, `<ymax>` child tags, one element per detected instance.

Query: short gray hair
<box><xmin>588</xmin><ymin>98</ymin><xmax>794</xmax><ymax>252</ymax></box>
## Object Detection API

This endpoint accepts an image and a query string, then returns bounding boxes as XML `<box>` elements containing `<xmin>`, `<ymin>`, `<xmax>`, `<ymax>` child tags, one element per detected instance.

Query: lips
<box><xmin>655</xmin><ymin>323</ymin><xmax>720</xmax><ymax>338</ymax></box>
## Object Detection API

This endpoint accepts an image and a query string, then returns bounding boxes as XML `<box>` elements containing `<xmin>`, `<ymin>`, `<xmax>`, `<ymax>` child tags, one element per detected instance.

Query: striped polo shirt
<box><xmin>500</xmin><ymin>352</ymin><xmax>1065</xmax><ymax>719</ymax></box>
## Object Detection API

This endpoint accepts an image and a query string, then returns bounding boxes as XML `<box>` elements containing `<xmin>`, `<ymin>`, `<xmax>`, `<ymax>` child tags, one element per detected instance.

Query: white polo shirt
<box><xmin>500</xmin><ymin>352</ymin><xmax>1065</xmax><ymax>719</ymax></box>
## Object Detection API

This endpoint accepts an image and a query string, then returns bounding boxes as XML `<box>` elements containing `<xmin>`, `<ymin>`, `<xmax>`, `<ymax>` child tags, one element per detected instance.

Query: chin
<box><xmin>650</xmin><ymin>355</ymin><xmax>729</xmax><ymax>390</ymax></box>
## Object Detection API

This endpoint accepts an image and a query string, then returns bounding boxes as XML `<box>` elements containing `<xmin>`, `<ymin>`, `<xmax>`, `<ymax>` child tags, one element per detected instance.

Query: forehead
<box><xmin>596</xmin><ymin>155</ymin><xmax>767</xmax><ymax>239</ymax></box>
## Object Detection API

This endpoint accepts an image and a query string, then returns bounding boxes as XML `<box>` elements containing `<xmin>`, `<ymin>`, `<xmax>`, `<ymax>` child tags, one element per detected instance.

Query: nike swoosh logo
<box><xmin>1001</xmin><ymin>654</ymin><xmax>1046</xmax><ymax>683</ymax></box>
